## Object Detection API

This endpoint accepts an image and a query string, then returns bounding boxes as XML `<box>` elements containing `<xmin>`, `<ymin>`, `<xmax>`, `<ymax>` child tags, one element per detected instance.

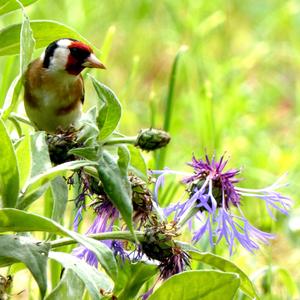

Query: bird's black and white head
<box><xmin>41</xmin><ymin>38</ymin><xmax>105</xmax><ymax>75</ymax></box>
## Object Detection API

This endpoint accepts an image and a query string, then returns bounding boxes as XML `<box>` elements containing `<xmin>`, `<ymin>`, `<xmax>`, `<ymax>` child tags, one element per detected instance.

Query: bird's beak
<box><xmin>82</xmin><ymin>53</ymin><xmax>106</xmax><ymax>69</ymax></box>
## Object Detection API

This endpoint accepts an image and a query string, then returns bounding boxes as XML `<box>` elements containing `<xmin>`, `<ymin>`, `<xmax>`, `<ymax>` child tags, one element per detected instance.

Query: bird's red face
<box><xmin>67</xmin><ymin>41</ymin><xmax>105</xmax><ymax>75</ymax></box>
<box><xmin>42</xmin><ymin>38</ymin><xmax>105</xmax><ymax>75</ymax></box>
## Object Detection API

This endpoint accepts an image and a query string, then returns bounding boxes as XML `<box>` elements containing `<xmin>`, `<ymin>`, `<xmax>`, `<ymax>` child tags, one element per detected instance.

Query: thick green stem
<box><xmin>50</xmin><ymin>231</ymin><xmax>145</xmax><ymax>249</ymax></box>
<box><xmin>103</xmin><ymin>136</ymin><xmax>137</xmax><ymax>146</ymax></box>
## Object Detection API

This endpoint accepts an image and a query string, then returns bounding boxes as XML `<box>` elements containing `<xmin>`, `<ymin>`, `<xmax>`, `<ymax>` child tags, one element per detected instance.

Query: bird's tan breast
<box><xmin>24</xmin><ymin>58</ymin><xmax>84</xmax><ymax>132</ymax></box>
<box><xmin>24</xmin><ymin>59</ymin><xmax>84</xmax><ymax>110</ymax></box>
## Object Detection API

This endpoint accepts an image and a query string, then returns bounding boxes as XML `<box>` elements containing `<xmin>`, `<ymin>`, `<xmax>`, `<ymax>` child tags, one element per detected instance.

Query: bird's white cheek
<box><xmin>49</xmin><ymin>48</ymin><xmax>70</xmax><ymax>71</ymax></box>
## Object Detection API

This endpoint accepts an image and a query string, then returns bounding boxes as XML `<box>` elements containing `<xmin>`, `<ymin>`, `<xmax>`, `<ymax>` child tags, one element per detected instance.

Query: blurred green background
<box><xmin>0</xmin><ymin>0</ymin><xmax>299</xmax><ymax>298</ymax></box>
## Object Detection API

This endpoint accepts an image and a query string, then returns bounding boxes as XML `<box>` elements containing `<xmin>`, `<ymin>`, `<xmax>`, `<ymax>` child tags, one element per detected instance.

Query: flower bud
<box><xmin>135</xmin><ymin>128</ymin><xmax>171</xmax><ymax>151</ymax></box>
<box><xmin>46</xmin><ymin>128</ymin><xmax>81</xmax><ymax>164</ymax></box>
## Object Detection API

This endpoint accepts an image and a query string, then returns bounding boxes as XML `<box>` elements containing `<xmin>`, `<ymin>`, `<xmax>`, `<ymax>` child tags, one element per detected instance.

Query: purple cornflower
<box><xmin>73</xmin><ymin>197</ymin><xmax>121</xmax><ymax>267</ymax></box>
<box><xmin>154</xmin><ymin>154</ymin><xmax>292</xmax><ymax>254</ymax></box>
<box><xmin>158</xmin><ymin>246</ymin><xmax>191</xmax><ymax>280</ymax></box>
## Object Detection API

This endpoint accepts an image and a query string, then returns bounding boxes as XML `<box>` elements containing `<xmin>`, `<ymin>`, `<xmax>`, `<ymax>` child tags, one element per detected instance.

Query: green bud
<box><xmin>135</xmin><ymin>128</ymin><xmax>171</xmax><ymax>151</ymax></box>
<box><xmin>141</xmin><ymin>219</ymin><xmax>179</xmax><ymax>261</ymax></box>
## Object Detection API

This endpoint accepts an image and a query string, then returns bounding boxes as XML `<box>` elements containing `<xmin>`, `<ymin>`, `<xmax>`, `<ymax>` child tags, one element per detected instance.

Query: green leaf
<box><xmin>89</xmin><ymin>75</ymin><xmax>122</xmax><ymax>141</ymax></box>
<box><xmin>77</xmin><ymin>106</ymin><xmax>99</xmax><ymax>145</ymax></box>
<box><xmin>0</xmin><ymin>0</ymin><xmax>39</xmax><ymax>16</ymax></box>
<box><xmin>148</xmin><ymin>270</ymin><xmax>240</xmax><ymax>300</ymax></box>
<box><xmin>0</xmin><ymin>118</ymin><xmax>19</xmax><ymax>207</ymax></box>
<box><xmin>1</xmin><ymin>74</ymin><xmax>22</xmax><ymax>121</ymax></box>
<box><xmin>0</xmin><ymin>234</ymin><xmax>50</xmax><ymax>297</ymax></box>
<box><xmin>1</xmin><ymin>3</ymin><xmax>35</xmax><ymax>119</ymax></box>
<box><xmin>19</xmin><ymin>1</ymin><xmax>35</xmax><ymax>75</ymax></box>
<box><xmin>0</xmin><ymin>209</ymin><xmax>118</xmax><ymax>281</ymax></box>
<box><xmin>97</xmin><ymin>150</ymin><xmax>134</xmax><ymax>234</ymax></box>
<box><xmin>17</xmin><ymin>160</ymin><xmax>95</xmax><ymax>209</ymax></box>
<box><xmin>115</xmin><ymin>260</ymin><xmax>157</xmax><ymax>300</ymax></box>
<box><xmin>118</xmin><ymin>146</ymin><xmax>130</xmax><ymax>177</ymax></box>
<box><xmin>50</xmin><ymin>176</ymin><xmax>68</xmax><ymax>224</ymax></box>
<box><xmin>49</xmin><ymin>252</ymin><xmax>113</xmax><ymax>300</ymax></box>
<box><xmin>185</xmin><ymin>248</ymin><xmax>259</xmax><ymax>299</ymax></box>
<box><xmin>0</xmin><ymin>20</ymin><xmax>97</xmax><ymax>56</ymax></box>
<box><xmin>68</xmin><ymin>147</ymin><xmax>99</xmax><ymax>161</ymax></box>
<box><xmin>128</xmin><ymin>145</ymin><xmax>147</xmax><ymax>181</ymax></box>
<box><xmin>30</xmin><ymin>131</ymin><xmax>51</xmax><ymax>177</ymax></box>
<box><xmin>16</xmin><ymin>133</ymin><xmax>31</xmax><ymax>188</ymax></box>
<box><xmin>46</xmin><ymin>269</ymin><xmax>85</xmax><ymax>300</ymax></box>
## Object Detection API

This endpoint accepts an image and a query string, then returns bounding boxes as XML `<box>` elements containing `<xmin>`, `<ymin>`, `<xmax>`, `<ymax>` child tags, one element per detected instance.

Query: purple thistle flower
<box><xmin>73</xmin><ymin>197</ymin><xmax>120</xmax><ymax>267</ymax></box>
<box><xmin>156</xmin><ymin>154</ymin><xmax>292</xmax><ymax>254</ymax></box>
<box><xmin>158</xmin><ymin>246</ymin><xmax>191</xmax><ymax>280</ymax></box>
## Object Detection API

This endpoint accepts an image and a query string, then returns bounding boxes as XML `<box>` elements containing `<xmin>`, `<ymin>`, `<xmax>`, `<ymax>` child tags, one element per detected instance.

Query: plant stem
<box><xmin>103</xmin><ymin>136</ymin><xmax>137</xmax><ymax>146</ymax></box>
<box><xmin>50</xmin><ymin>230</ymin><xmax>145</xmax><ymax>249</ymax></box>
<box><xmin>178</xmin><ymin>206</ymin><xmax>199</xmax><ymax>227</ymax></box>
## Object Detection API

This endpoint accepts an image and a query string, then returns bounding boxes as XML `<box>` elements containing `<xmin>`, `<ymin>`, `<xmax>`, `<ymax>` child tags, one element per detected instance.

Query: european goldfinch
<box><xmin>24</xmin><ymin>38</ymin><xmax>105</xmax><ymax>133</ymax></box>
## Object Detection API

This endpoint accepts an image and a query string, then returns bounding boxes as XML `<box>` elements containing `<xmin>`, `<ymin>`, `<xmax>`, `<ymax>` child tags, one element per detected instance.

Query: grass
<box><xmin>0</xmin><ymin>0</ymin><xmax>299</xmax><ymax>298</ymax></box>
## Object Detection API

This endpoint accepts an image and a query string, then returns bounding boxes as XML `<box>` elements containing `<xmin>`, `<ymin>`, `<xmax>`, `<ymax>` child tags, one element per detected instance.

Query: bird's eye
<box><xmin>69</xmin><ymin>47</ymin><xmax>89</xmax><ymax>60</ymax></box>
<box><xmin>70</xmin><ymin>48</ymin><xmax>79</xmax><ymax>55</ymax></box>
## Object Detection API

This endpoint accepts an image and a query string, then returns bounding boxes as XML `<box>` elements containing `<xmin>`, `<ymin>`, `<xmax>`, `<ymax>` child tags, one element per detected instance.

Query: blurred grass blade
<box><xmin>198</xmin><ymin>11</ymin><xmax>226</xmax><ymax>36</ymax></box>
<box><xmin>0</xmin><ymin>235</ymin><xmax>49</xmax><ymax>297</ymax></box>
<box><xmin>163</xmin><ymin>45</ymin><xmax>188</xmax><ymax>132</ymax></box>
<box><xmin>0</xmin><ymin>0</ymin><xmax>39</xmax><ymax>16</ymax></box>
<box><xmin>100</xmin><ymin>25</ymin><xmax>116</xmax><ymax>63</ymax></box>
<box><xmin>251</xmin><ymin>266</ymin><xmax>299</xmax><ymax>298</ymax></box>
<box><xmin>49</xmin><ymin>252</ymin><xmax>113</xmax><ymax>300</ymax></box>
<box><xmin>0</xmin><ymin>20</ymin><xmax>98</xmax><ymax>56</ymax></box>
<box><xmin>0</xmin><ymin>118</ymin><xmax>20</xmax><ymax>208</ymax></box>
<box><xmin>156</xmin><ymin>45</ymin><xmax>188</xmax><ymax>169</ymax></box>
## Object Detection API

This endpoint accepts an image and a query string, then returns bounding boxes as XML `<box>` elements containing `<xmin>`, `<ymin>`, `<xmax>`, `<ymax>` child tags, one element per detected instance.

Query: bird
<box><xmin>23</xmin><ymin>38</ymin><xmax>105</xmax><ymax>133</ymax></box>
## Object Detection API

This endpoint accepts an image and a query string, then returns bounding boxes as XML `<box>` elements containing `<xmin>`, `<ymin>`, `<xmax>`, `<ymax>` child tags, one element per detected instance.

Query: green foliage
<box><xmin>114</xmin><ymin>260</ymin><xmax>157</xmax><ymax>300</ymax></box>
<box><xmin>0</xmin><ymin>20</ymin><xmax>94</xmax><ymax>56</ymax></box>
<box><xmin>148</xmin><ymin>270</ymin><xmax>240</xmax><ymax>300</ymax></box>
<box><xmin>0</xmin><ymin>234</ymin><xmax>49</xmax><ymax>297</ymax></box>
<box><xmin>48</xmin><ymin>252</ymin><xmax>113</xmax><ymax>300</ymax></box>
<box><xmin>0</xmin><ymin>0</ymin><xmax>298</xmax><ymax>299</ymax></box>
<box><xmin>0</xmin><ymin>0</ymin><xmax>39</xmax><ymax>16</ymax></box>
<box><xmin>15</xmin><ymin>133</ymin><xmax>31</xmax><ymax>187</ymax></box>
<box><xmin>45</xmin><ymin>269</ymin><xmax>85</xmax><ymax>300</ymax></box>
<box><xmin>97</xmin><ymin>149</ymin><xmax>134</xmax><ymax>234</ymax></box>
<box><xmin>89</xmin><ymin>74</ymin><xmax>122</xmax><ymax>141</ymax></box>
<box><xmin>17</xmin><ymin>160</ymin><xmax>95</xmax><ymax>209</ymax></box>
<box><xmin>47</xmin><ymin>176</ymin><xmax>68</xmax><ymax>223</ymax></box>
<box><xmin>187</xmin><ymin>249</ymin><xmax>259</xmax><ymax>299</ymax></box>
<box><xmin>0</xmin><ymin>118</ymin><xmax>19</xmax><ymax>207</ymax></box>
<box><xmin>127</xmin><ymin>145</ymin><xmax>147</xmax><ymax>181</ymax></box>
